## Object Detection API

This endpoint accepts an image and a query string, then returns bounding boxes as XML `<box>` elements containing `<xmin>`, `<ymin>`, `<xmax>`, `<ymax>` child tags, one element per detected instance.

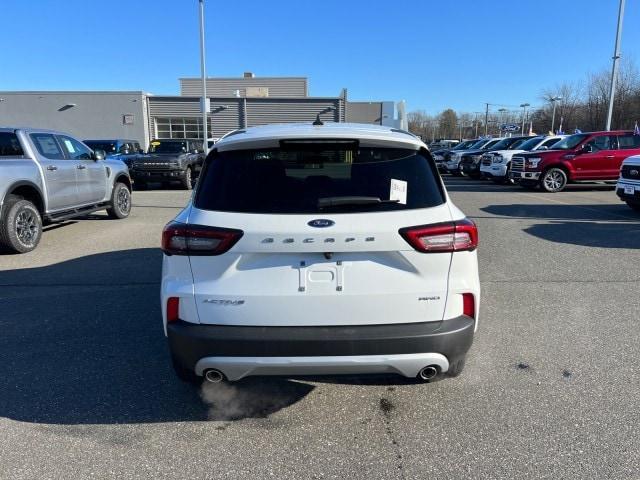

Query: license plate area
<box><xmin>298</xmin><ymin>259</ymin><xmax>345</xmax><ymax>293</ymax></box>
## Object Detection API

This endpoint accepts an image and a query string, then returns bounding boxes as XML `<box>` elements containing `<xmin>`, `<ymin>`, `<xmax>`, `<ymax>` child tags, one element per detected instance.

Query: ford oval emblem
<box><xmin>308</xmin><ymin>219</ymin><xmax>335</xmax><ymax>228</ymax></box>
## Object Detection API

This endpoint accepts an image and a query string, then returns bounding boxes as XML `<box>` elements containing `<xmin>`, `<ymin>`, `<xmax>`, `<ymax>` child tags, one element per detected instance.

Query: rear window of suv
<box><xmin>195</xmin><ymin>145</ymin><xmax>445</xmax><ymax>214</ymax></box>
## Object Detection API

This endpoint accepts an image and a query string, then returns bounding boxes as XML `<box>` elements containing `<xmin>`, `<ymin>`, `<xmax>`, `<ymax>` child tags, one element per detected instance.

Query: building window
<box><xmin>154</xmin><ymin>117</ymin><xmax>213</xmax><ymax>140</ymax></box>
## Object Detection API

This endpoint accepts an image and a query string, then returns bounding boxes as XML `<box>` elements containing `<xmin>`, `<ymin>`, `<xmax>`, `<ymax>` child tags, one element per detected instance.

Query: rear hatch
<box><xmin>186</xmin><ymin>141</ymin><xmax>454</xmax><ymax>327</ymax></box>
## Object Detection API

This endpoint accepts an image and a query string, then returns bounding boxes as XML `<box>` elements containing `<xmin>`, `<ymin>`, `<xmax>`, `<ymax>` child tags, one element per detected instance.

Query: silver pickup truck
<box><xmin>0</xmin><ymin>127</ymin><xmax>132</xmax><ymax>253</ymax></box>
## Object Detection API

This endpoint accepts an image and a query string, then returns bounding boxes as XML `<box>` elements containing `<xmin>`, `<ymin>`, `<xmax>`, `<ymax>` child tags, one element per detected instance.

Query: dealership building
<box><xmin>0</xmin><ymin>73</ymin><xmax>406</xmax><ymax>150</ymax></box>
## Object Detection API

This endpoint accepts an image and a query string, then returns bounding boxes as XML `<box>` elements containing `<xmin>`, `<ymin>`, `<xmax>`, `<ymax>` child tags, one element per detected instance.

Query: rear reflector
<box><xmin>161</xmin><ymin>222</ymin><xmax>243</xmax><ymax>256</ymax></box>
<box><xmin>167</xmin><ymin>297</ymin><xmax>180</xmax><ymax>323</ymax></box>
<box><xmin>399</xmin><ymin>218</ymin><xmax>478</xmax><ymax>253</ymax></box>
<box><xmin>462</xmin><ymin>293</ymin><xmax>475</xmax><ymax>319</ymax></box>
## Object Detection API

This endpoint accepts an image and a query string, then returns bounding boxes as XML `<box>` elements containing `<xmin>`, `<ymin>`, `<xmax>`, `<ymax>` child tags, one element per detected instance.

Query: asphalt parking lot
<box><xmin>1</xmin><ymin>179</ymin><xmax>639</xmax><ymax>480</ymax></box>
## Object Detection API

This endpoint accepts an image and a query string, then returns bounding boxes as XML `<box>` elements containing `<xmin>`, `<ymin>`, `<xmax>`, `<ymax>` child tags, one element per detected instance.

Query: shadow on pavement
<box><xmin>0</xmin><ymin>248</ymin><xmax>313</xmax><ymax>424</ymax></box>
<box><xmin>524</xmin><ymin>220</ymin><xmax>640</xmax><ymax>249</ymax></box>
<box><xmin>481</xmin><ymin>203</ymin><xmax>639</xmax><ymax>222</ymax></box>
<box><xmin>481</xmin><ymin>204</ymin><xmax>640</xmax><ymax>248</ymax></box>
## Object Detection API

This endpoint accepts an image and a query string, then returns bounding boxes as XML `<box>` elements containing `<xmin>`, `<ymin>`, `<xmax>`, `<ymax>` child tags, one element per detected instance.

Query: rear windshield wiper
<box><xmin>317</xmin><ymin>196</ymin><xmax>400</xmax><ymax>209</ymax></box>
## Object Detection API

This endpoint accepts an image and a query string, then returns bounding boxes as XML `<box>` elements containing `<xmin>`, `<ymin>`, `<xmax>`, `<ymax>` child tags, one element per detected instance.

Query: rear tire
<box><xmin>446</xmin><ymin>356</ymin><xmax>466</xmax><ymax>377</ymax></box>
<box><xmin>181</xmin><ymin>167</ymin><xmax>193</xmax><ymax>190</ymax></box>
<box><xmin>106</xmin><ymin>182</ymin><xmax>131</xmax><ymax>219</ymax></box>
<box><xmin>0</xmin><ymin>195</ymin><xmax>43</xmax><ymax>254</ymax></box>
<box><xmin>626</xmin><ymin>201</ymin><xmax>640</xmax><ymax>212</ymax></box>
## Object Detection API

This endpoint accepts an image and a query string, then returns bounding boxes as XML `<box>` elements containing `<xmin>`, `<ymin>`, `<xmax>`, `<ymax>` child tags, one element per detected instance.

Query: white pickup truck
<box><xmin>480</xmin><ymin>135</ymin><xmax>566</xmax><ymax>183</ymax></box>
<box><xmin>0</xmin><ymin>127</ymin><xmax>132</xmax><ymax>253</ymax></box>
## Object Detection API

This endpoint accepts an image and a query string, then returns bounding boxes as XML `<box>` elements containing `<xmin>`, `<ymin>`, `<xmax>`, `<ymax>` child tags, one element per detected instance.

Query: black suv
<box><xmin>130</xmin><ymin>139</ymin><xmax>205</xmax><ymax>190</ymax></box>
<box><xmin>84</xmin><ymin>139</ymin><xmax>143</xmax><ymax>168</ymax></box>
<box><xmin>460</xmin><ymin>136</ymin><xmax>530</xmax><ymax>179</ymax></box>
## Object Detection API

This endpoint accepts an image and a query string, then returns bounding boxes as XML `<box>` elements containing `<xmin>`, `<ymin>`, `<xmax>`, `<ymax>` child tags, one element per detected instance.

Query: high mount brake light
<box><xmin>399</xmin><ymin>218</ymin><xmax>478</xmax><ymax>253</ymax></box>
<box><xmin>161</xmin><ymin>222</ymin><xmax>243</xmax><ymax>256</ymax></box>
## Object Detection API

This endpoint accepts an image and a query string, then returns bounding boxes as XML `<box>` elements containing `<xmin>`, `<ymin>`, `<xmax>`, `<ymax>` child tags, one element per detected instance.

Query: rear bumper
<box><xmin>168</xmin><ymin>316</ymin><xmax>475</xmax><ymax>379</ymax></box>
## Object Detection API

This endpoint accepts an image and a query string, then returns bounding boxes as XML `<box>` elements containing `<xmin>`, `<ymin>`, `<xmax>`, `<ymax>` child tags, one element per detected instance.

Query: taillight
<box><xmin>161</xmin><ymin>222</ymin><xmax>243</xmax><ymax>256</ymax></box>
<box><xmin>399</xmin><ymin>218</ymin><xmax>478</xmax><ymax>253</ymax></box>
<box><xmin>462</xmin><ymin>293</ymin><xmax>475</xmax><ymax>319</ymax></box>
<box><xmin>167</xmin><ymin>297</ymin><xmax>180</xmax><ymax>323</ymax></box>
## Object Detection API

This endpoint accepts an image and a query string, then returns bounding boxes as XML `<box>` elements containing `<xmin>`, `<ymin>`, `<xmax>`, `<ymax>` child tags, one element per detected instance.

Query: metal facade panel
<box><xmin>180</xmin><ymin>78</ymin><xmax>308</xmax><ymax>98</ymax></box>
<box><xmin>245</xmin><ymin>99</ymin><xmax>341</xmax><ymax>126</ymax></box>
<box><xmin>346</xmin><ymin>102</ymin><xmax>383</xmax><ymax>125</ymax></box>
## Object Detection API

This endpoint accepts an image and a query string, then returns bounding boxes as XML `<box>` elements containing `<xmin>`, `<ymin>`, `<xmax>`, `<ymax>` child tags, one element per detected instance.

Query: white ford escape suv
<box><xmin>161</xmin><ymin>123</ymin><xmax>480</xmax><ymax>384</ymax></box>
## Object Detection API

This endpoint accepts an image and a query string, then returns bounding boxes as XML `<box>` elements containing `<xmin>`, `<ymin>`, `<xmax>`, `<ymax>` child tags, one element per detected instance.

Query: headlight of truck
<box><xmin>526</xmin><ymin>157</ymin><xmax>542</xmax><ymax>169</ymax></box>
<box><xmin>492</xmin><ymin>155</ymin><xmax>504</xmax><ymax>164</ymax></box>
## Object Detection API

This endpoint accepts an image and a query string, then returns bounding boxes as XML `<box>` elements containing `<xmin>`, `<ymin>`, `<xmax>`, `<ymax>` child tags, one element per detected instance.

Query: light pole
<box><xmin>549</xmin><ymin>96</ymin><xmax>562</xmax><ymax>133</ymax></box>
<box><xmin>606</xmin><ymin>0</ymin><xmax>626</xmax><ymax>131</ymax></box>
<box><xmin>520</xmin><ymin>103</ymin><xmax>530</xmax><ymax>135</ymax></box>
<box><xmin>498</xmin><ymin>108</ymin><xmax>507</xmax><ymax>135</ymax></box>
<box><xmin>198</xmin><ymin>0</ymin><xmax>209</xmax><ymax>154</ymax></box>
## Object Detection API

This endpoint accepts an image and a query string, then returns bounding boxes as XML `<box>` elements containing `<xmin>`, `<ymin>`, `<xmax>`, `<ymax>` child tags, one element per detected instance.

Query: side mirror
<box><xmin>121</xmin><ymin>148</ymin><xmax>130</xmax><ymax>155</ymax></box>
<box><xmin>94</xmin><ymin>149</ymin><xmax>106</xmax><ymax>161</ymax></box>
<box><xmin>538</xmin><ymin>146</ymin><xmax>548</xmax><ymax>150</ymax></box>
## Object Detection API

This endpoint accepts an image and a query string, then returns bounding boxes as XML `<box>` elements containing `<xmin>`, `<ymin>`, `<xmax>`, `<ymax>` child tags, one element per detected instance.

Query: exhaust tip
<box><xmin>204</xmin><ymin>369</ymin><xmax>224</xmax><ymax>383</ymax></box>
<box><xmin>418</xmin><ymin>365</ymin><xmax>439</xmax><ymax>381</ymax></box>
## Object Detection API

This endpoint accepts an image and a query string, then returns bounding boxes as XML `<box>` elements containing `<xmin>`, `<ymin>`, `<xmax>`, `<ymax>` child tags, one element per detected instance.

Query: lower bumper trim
<box><xmin>196</xmin><ymin>353</ymin><xmax>450</xmax><ymax>381</ymax></box>
<box><xmin>168</xmin><ymin>316</ymin><xmax>475</xmax><ymax>378</ymax></box>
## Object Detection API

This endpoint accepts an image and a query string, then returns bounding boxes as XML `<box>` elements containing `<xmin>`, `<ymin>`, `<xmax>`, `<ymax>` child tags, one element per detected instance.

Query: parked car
<box><xmin>460</xmin><ymin>136</ymin><xmax>533</xmax><ymax>179</ymax></box>
<box><xmin>616</xmin><ymin>154</ymin><xmax>640</xmax><ymax>211</ymax></box>
<box><xmin>429</xmin><ymin>139</ymin><xmax>460</xmax><ymax>150</ymax></box>
<box><xmin>0</xmin><ymin>128</ymin><xmax>132</xmax><ymax>253</ymax></box>
<box><xmin>433</xmin><ymin>139</ymin><xmax>478</xmax><ymax>172</ymax></box>
<box><xmin>161</xmin><ymin>122</ymin><xmax>480</xmax><ymax>384</ymax></box>
<box><xmin>510</xmin><ymin>131</ymin><xmax>640</xmax><ymax>192</ymax></box>
<box><xmin>129</xmin><ymin>139</ymin><xmax>205</xmax><ymax>190</ymax></box>
<box><xmin>480</xmin><ymin>135</ymin><xmax>565</xmax><ymax>184</ymax></box>
<box><xmin>84</xmin><ymin>139</ymin><xmax>143</xmax><ymax>168</ymax></box>
<box><xmin>444</xmin><ymin>138</ymin><xmax>501</xmax><ymax>176</ymax></box>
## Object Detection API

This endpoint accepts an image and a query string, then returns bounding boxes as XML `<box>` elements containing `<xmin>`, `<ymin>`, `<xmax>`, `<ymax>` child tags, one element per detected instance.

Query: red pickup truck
<box><xmin>509</xmin><ymin>130</ymin><xmax>640</xmax><ymax>192</ymax></box>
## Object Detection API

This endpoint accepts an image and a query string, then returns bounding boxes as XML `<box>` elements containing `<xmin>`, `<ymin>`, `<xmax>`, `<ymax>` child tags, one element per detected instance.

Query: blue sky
<box><xmin>1</xmin><ymin>0</ymin><xmax>639</xmax><ymax>114</ymax></box>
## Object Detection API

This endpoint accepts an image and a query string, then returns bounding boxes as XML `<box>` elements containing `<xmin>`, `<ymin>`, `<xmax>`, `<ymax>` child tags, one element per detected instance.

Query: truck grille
<box><xmin>512</xmin><ymin>157</ymin><xmax>525</xmax><ymax>172</ymax></box>
<box><xmin>621</xmin><ymin>165</ymin><xmax>640</xmax><ymax>180</ymax></box>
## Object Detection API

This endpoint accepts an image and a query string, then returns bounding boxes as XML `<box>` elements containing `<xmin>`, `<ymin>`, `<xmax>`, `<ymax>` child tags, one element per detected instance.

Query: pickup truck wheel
<box><xmin>0</xmin><ymin>196</ymin><xmax>42</xmax><ymax>253</ymax></box>
<box><xmin>181</xmin><ymin>167</ymin><xmax>193</xmax><ymax>190</ymax></box>
<box><xmin>541</xmin><ymin>168</ymin><xmax>568</xmax><ymax>192</ymax></box>
<box><xmin>626</xmin><ymin>201</ymin><xmax>640</xmax><ymax>212</ymax></box>
<box><xmin>107</xmin><ymin>182</ymin><xmax>131</xmax><ymax>219</ymax></box>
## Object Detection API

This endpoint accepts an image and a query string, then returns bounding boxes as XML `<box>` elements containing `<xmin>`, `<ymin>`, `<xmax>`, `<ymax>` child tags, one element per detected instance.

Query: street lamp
<box><xmin>606</xmin><ymin>0</ymin><xmax>626</xmax><ymax>131</ymax></box>
<box><xmin>498</xmin><ymin>108</ymin><xmax>507</xmax><ymax>135</ymax></box>
<box><xmin>520</xmin><ymin>103</ymin><xmax>530</xmax><ymax>135</ymax></box>
<box><xmin>198</xmin><ymin>0</ymin><xmax>209</xmax><ymax>154</ymax></box>
<box><xmin>549</xmin><ymin>96</ymin><xmax>562</xmax><ymax>133</ymax></box>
